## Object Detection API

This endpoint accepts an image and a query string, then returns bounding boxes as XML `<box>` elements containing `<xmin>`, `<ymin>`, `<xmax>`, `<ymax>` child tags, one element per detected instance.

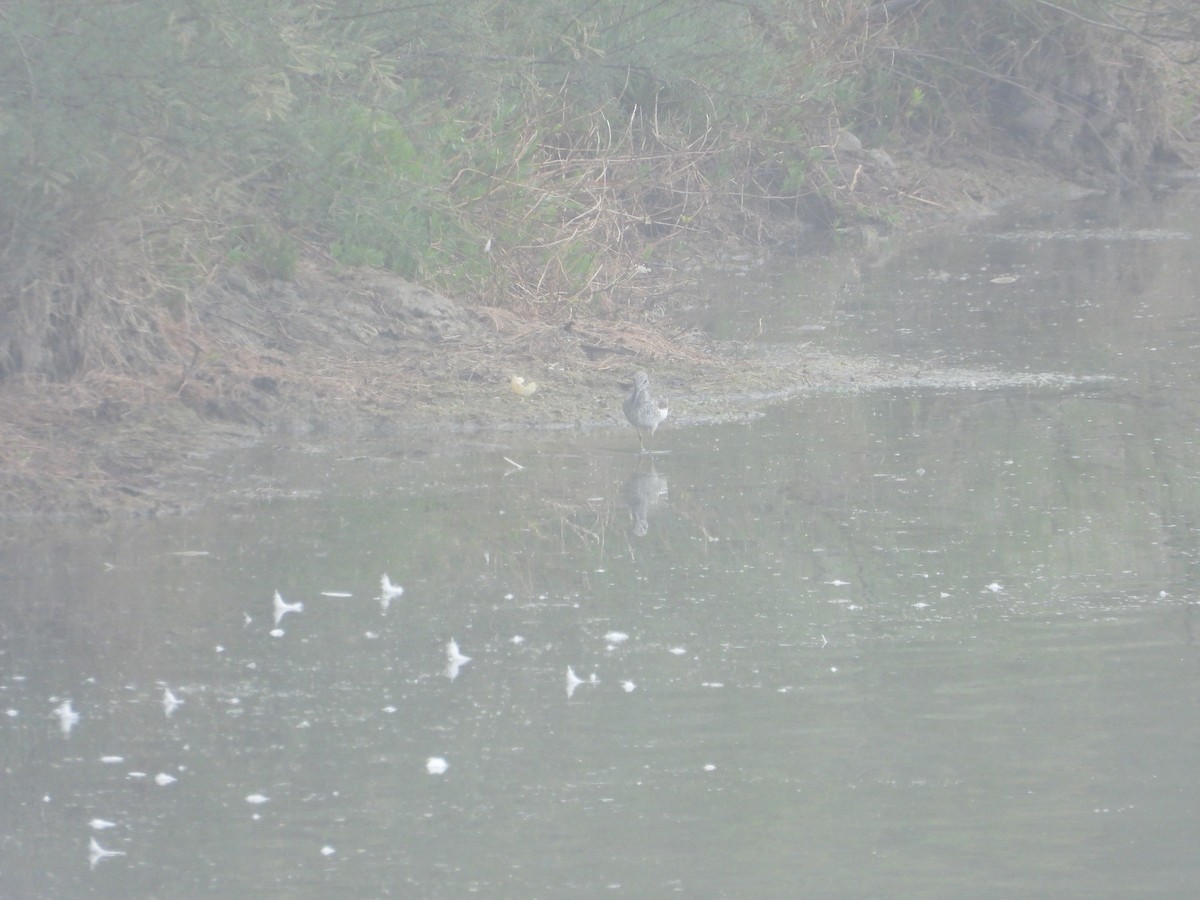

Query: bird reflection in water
<box><xmin>623</xmin><ymin>463</ymin><xmax>668</xmax><ymax>537</ymax></box>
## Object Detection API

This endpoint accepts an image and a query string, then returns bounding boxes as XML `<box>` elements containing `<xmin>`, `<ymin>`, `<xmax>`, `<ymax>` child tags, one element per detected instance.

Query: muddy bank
<box><xmin>0</xmin><ymin>205</ymin><xmax>1115</xmax><ymax>523</ymax></box>
<box><xmin>5</xmin><ymin>0</ymin><xmax>1199</xmax><ymax>522</ymax></box>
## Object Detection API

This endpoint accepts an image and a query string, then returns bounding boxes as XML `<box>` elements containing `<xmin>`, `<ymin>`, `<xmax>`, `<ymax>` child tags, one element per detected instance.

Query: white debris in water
<box><xmin>54</xmin><ymin>700</ymin><xmax>80</xmax><ymax>736</ymax></box>
<box><xmin>380</xmin><ymin>574</ymin><xmax>405</xmax><ymax>610</ymax></box>
<box><xmin>383</xmin><ymin>706</ymin><xmax>397</xmax><ymax>714</ymax></box>
<box><xmin>5</xmin><ymin>709</ymin><xmax>17</xmax><ymax>717</ymax></box>
<box><xmin>269</xmin><ymin>628</ymin><xmax>285</xmax><ymax>638</ymax></box>
<box><xmin>426</xmin><ymin>757</ymin><xmax>449</xmax><ymax>775</ymax></box>
<box><xmin>992</xmin><ymin>227</ymin><xmax>1191</xmax><ymax>243</ymax></box>
<box><xmin>566</xmin><ymin>666</ymin><xmax>584</xmax><ymax>699</ymax></box>
<box><xmin>703</xmin><ymin>764</ymin><xmax>716</xmax><ymax>772</ymax></box>
<box><xmin>701</xmin><ymin>682</ymin><xmax>724</xmax><ymax>689</ymax></box>
<box><xmin>604</xmin><ymin>631</ymin><xmax>629</xmax><ymax>645</ymax></box>
<box><xmin>273</xmin><ymin>590</ymin><xmax>303</xmax><ymax>624</ymax></box>
<box><xmin>504</xmin><ymin>593</ymin><xmax>514</xmax><ymax>600</ymax></box>
<box><xmin>364</xmin><ymin>631</ymin><xmax>379</xmax><ymax>639</ymax></box>
<box><xmin>621</xmin><ymin>681</ymin><xmax>636</xmax><ymax>693</ymax></box>
<box><xmin>89</xmin><ymin>819</ymin><xmax>117</xmax><ymax>830</ymax></box>
<box><xmin>89</xmin><ymin>837</ymin><xmax>125</xmax><ymax>868</ymax></box>
<box><xmin>245</xmin><ymin>794</ymin><xmax>269</xmax><ymax>805</ymax></box>
<box><xmin>668</xmin><ymin>647</ymin><xmax>687</xmax><ymax>656</ymax></box>
<box><xmin>445</xmin><ymin>639</ymin><xmax>472</xmax><ymax>680</ymax></box>
<box><xmin>162</xmin><ymin>687</ymin><xmax>183</xmax><ymax>717</ymax></box>
<box><xmin>447</xmin><ymin>639</ymin><xmax>470</xmax><ymax>663</ymax></box>
<box><xmin>827</xmin><ymin>579</ymin><xmax>850</xmax><ymax>586</ymax></box>
<box><xmin>511</xmin><ymin>635</ymin><xmax>525</xmax><ymax>644</ymax></box>
<box><xmin>985</xmin><ymin>582</ymin><xmax>1004</xmax><ymax>593</ymax></box>
<box><xmin>321</xmin><ymin>845</ymin><xmax>336</xmax><ymax>856</ymax></box>
<box><xmin>127</xmin><ymin>772</ymin><xmax>147</xmax><ymax>779</ymax></box>
<box><xmin>321</xmin><ymin>591</ymin><xmax>353</xmax><ymax>598</ymax></box>
<box><xmin>154</xmin><ymin>773</ymin><xmax>177</xmax><ymax>787</ymax></box>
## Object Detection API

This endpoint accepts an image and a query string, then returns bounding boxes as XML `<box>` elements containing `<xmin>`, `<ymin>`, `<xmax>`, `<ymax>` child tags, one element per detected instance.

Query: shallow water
<box><xmin>4</xmin><ymin>186</ymin><xmax>1200</xmax><ymax>897</ymax></box>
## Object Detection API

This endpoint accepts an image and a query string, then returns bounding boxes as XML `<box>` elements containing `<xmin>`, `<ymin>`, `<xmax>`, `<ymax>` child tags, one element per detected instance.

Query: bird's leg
<box><xmin>637</xmin><ymin>428</ymin><xmax>647</xmax><ymax>452</ymax></box>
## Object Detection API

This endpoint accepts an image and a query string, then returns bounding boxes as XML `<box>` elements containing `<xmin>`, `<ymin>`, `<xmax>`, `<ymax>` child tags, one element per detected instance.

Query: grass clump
<box><xmin>0</xmin><ymin>1</ymin><xmax>1194</xmax><ymax>381</ymax></box>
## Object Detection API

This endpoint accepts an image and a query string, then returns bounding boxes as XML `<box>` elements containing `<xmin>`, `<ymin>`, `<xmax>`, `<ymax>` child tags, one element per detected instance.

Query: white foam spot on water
<box><xmin>162</xmin><ymin>687</ymin><xmax>183</xmax><ymax>717</ymax></box>
<box><xmin>445</xmin><ymin>639</ymin><xmax>472</xmax><ymax>680</ymax></box>
<box><xmin>426</xmin><ymin>757</ymin><xmax>449</xmax><ymax>775</ymax></box>
<box><xmin>273</xmin><ymin>590</ymin><xmax>303</xmax><ymax>624</ymax></box>
<box><xmin>89</xmin><ymin>837</ymin><xmax>125</xmax><ymax>868</ymax></box>
<box><xmin>380</xmin><ymin>574</ymin><xmax>404</xmax><ymax>609</ymax></box>
<box><xmin>566</xmin><ymin>667</ymin><xmax>597</xmax><ymax>697</ymax></box>
<box><xmin>54</xmin><ymin>699</ymin><xmax>80</xmax><ymax>736</ymax></box>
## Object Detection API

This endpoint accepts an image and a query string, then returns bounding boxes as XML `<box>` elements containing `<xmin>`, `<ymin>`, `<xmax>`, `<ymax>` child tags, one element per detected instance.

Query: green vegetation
<box><xmin>0</xmin><ymin>1</ymin><xmax>1196</xmax><ymax>379</ymax></box>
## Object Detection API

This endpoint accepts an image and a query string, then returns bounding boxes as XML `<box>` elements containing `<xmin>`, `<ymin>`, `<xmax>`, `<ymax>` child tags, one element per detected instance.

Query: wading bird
<box><xmin>623</xmin><ymin>371</ymin><xmax>669</xmax><ymax>452</ymax></box>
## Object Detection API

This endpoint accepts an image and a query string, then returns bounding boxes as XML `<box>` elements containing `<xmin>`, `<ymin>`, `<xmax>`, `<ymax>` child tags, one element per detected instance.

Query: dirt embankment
<box><xmin>0</xmin><ymin>171</ymin><xmax>1106</xmax><ymax>522</ymax></box>
<box><xmin>3</xmin><ymin>40</ymin><xmax>1196</xmax><ymax>521</ymax></box>
<box><xmin>4</xmin><ymin>2</ymin><xmax>1198</xmax><ymax>521</ymax></box>
<box><xmin>0</xmin><ymin>250</ymin><xmax>824</xmax><ymax>519</ymax></box>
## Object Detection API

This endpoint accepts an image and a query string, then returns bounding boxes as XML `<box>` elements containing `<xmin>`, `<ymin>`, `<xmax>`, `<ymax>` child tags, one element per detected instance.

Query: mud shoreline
<box><xmin>0</xmin><ymin>179</ymin><xmax>1134</xmax><ymax>521</ymax></box>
